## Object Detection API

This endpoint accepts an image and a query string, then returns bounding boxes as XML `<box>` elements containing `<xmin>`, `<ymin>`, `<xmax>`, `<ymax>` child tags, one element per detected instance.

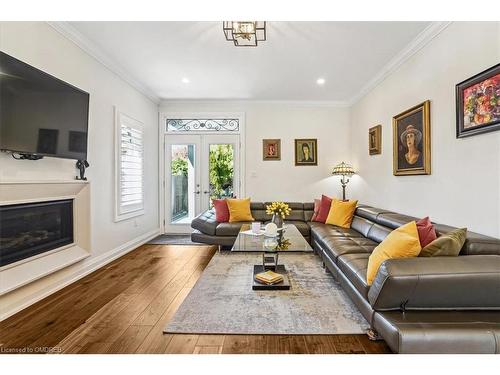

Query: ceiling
<box><xmin>64</xmin><ymin>21</ymin><xmax>432</xmax><ymax>103</ymax></box>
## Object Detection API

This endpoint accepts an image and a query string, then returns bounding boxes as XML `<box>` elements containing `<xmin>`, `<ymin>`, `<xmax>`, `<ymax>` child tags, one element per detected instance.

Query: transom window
<box><xmin>166</xmin><ymin>118</ymin><xmax>239</xmax><ymax>132</ymax></box>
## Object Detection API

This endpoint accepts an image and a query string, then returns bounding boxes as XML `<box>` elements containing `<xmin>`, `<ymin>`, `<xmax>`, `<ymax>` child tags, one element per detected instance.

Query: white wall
<box><xmin>0</xmin><ymin>22</ymin><xmax>160</xmax><ymax>319</ymax></box>
<box><xmin>160</xmin><ymin>101</ymin><xmax>351</xmax><ymax>202</ymax></box>
<box><xmin>350</xmin><ymin>22</ymin><xmax>500</xmax><ymax>237</ymax></box>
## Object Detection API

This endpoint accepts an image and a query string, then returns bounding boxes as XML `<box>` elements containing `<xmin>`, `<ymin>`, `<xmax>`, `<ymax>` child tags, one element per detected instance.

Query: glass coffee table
<box><xmin>232</xmin><ymin>224</ymin><xmax>313</xmax><ymax>290</ymax></box>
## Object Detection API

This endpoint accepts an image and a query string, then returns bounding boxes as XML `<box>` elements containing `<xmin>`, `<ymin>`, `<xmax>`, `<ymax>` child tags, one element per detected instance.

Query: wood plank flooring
<box><xmin>0</xmin><ymin>244</ymin><xmax>391</xmax><ymax>354</ymax></box>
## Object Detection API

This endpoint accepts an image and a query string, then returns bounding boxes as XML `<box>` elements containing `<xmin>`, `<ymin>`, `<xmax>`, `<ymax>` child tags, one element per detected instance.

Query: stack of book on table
<box><xmin>255</xmin><ymin>270</ymin><xmax>284</xmax><ymax>285</ymax></box>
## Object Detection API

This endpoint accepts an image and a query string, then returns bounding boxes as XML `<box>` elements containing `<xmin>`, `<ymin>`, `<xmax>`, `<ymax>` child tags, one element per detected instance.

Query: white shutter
<box><xmin>115</xmin><ymin>109</ymin><xmax>144</xmax><ymax>221</ymax></box>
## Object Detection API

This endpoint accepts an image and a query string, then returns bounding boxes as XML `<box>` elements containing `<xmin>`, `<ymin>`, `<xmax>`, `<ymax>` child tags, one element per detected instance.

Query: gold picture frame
<box><xmin>294</xmin><ymin>139</ymin><xmax>317</xmax><ymax>166</ymax></box>
<box><xmin>392</xmin><ymin>100</ymin><xmax>431</xmax><ymax>176</ymax></box>
<box><xmin>262</xmin><ymin>139</ymin><xmax>281</xmax><ymax>160</ymax></box>
<box><xmin>369</xmin><ymin>125</ymin><xmax>382</xmax><ymax>155</ymax></box>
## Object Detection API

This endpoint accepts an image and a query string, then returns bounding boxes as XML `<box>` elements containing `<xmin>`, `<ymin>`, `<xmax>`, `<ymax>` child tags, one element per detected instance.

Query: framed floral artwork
<box><xmin>393</xmin><ymin>101</ymin><xmax>431</xmax><ymax>176</ymax></box>
<box><xmin>369</xmin><ymin>125</ymin><xmax>382</xmax><ymax>155</ymax></box>
<box><xmin>262</xmin><ymin>139</ymin><xmax>281</xmax><ymax>160</ymax></box>
<box><xmin>456</xmin><ymin>63</ymin><xmax>500</xmax><ymax>138</ymax></box>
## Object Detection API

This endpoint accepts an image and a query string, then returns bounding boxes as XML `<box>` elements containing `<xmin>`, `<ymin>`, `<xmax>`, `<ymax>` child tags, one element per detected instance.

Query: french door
<box><xmin>164</xmin><ymin>134</ymin><xmax>240</xmax><ymax>233</ymax></box>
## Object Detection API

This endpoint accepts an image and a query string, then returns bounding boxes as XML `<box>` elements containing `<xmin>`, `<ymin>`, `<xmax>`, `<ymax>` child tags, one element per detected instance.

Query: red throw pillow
<box><xmin>313</xmin><ymin>195</ymin><xmax>332</xmax><ymax>223</ymax></box>
<box><xmin>416</xmin><ymin>216</ymin><xmax>437</xmax><ymax>247</ymax></box>
<box><xmin>213</xmin><ymin>199</ymin><xmax>229</xmax><ymax>222</ymax></box>
<box><xmin>311</xmin><ymin>198</ymin><xmax>321</xmax><ymax>221</ymax></box>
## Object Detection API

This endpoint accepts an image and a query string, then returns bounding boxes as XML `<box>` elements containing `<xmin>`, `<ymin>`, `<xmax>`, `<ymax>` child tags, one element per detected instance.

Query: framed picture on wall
<box><xmin>262</xmin><ymin>139</ymin><xmax>281</xmax><ymax>160</ymax></box>
<box><xmin>369</xmin><ymin>125</ymin><xmax>382</xmax><ymax>155</ymax></box>
<box><xmin>456</xmin><ymin>63</ymin><xmax>500</xmax><ymax>138</ymax></box>
<box><xmin>294</xmin><ymin>139</ymin><xmax>317</xmax><ymax>166</ymax></box>
<box><xmin>392</xmin><ymin>100</ymin><xmax>431</xmax><ymax>176</ymax></box>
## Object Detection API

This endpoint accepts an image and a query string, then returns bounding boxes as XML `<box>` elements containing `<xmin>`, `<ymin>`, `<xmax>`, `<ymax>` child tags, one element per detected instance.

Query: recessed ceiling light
<box><xmin>316</xmin><ymin>78</ymin><xmax>326</xmax><ymax>85</ymax></box>
<box><xmin>181</xmin><ymin>77</ymin><xmax>190</xmax><ymax>84</ymax></box>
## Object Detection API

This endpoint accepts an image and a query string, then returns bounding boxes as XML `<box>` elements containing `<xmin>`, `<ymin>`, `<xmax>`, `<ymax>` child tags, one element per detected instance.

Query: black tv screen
<box><xmin>0</xmin><ymin>51</ymin><xmax>89</xmax><ymax>160</ymax></box>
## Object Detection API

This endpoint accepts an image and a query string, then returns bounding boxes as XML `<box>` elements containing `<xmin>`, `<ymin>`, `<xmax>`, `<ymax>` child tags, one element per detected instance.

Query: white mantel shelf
<box><xmin>0</xmin><ymin>180</ymin><xmax>89</xmax><ymax>184</ymax></box>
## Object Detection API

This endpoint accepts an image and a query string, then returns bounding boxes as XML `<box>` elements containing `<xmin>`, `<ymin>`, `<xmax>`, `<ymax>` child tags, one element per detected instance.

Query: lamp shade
<box><xmin>332</xmin><ymin>161</ymin><xmax>355</xmax><ymax>176</ymax></box>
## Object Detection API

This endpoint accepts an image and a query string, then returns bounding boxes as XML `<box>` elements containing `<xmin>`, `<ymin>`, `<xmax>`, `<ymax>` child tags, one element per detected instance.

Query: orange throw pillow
<box><xmin>366</xmin><ymin>221</ymin><xmax>422</xmax><ymax>285</ymax></box>
<box><xmin>325</xmin><ymin>199</ymin><xmax>358</xmax><ymax>228</ymax></box>
<box><xmin>226</xmin><ymin>198</ymin><xmax>254</xmax><ymax>223</ymax></box>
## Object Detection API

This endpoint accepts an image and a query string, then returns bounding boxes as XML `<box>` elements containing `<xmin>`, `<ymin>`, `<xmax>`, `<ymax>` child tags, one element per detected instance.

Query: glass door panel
<box><xmin>170</xmin><ymin>144</ymin><xmax>195</xmax><ymax>224</ymax></box>
<box><xmin>202</xmin><ymin>134</ymin><xmax>240</xmax><ymax>212</ymax></box>
<box><xmin>208</xmin><ymin>143</ymin><xmax>235</xmax><ymax>204</ymax></box>
<box><xmin>165</xmin><ymin>136</ymin><xmax>201</xmax><ymax>233</ymax></box>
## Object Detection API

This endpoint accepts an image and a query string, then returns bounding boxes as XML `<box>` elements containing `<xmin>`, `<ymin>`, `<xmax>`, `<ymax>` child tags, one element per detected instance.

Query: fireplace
<box><xmin>0</xmin><ymin>199</ymin><xmax>74</xmax><ymax>267</ymax></box>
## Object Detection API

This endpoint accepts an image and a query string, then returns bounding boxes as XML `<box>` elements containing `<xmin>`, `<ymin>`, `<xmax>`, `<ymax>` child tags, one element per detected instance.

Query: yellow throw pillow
<box><xmin>366</xmin><ymin>221</ymin><xmax>422</xmax><ymax>285</ymax></box>
<box><xmin>325</xmin><ymin>199</ymin><xmax>358</xmax><ymax>228</ymax></box>
<box><xmin>226</xmin><ymin>198</ymin><xmax>254</xmax><ymax>223</ymax></box>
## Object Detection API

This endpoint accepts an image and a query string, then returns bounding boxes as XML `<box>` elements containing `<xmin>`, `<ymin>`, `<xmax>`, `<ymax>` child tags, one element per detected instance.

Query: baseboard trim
<box><xmin>0</xmin><ymin>228</ymin><xmax>160</xmax><ymax>322</ymax></box>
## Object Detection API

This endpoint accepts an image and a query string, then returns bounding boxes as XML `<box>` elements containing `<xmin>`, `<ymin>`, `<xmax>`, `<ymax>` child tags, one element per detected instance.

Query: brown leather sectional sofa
<box><xmin>191</xmin><ymin>202</ymin><xmax>500</xmax><ymax>353</ymax></box>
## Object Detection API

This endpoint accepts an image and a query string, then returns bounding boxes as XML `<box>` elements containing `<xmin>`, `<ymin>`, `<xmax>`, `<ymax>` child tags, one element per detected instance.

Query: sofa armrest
<box><xmin>191</xmin><ymin>210</ymin><xmax>218</xmax><ymax>236</ymax></box>
<box><xmin>368</xmin><ymin>255</ymin><xmax>500</xmax><ymax>311</ymax></box>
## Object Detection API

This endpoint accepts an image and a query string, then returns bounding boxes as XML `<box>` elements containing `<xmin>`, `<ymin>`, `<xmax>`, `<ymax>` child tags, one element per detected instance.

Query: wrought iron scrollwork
<box><xmin>167</xmin><ymin>119</ymin><xmax>239</xmax><ymax>132</ymax></box>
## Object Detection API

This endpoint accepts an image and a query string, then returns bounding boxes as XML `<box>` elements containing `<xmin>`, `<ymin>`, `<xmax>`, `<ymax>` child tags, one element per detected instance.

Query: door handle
<box><xmin>195</xmin><ymin>190</ymin><xmax>201</xmax><ymax>194</ymax></box>
<box><xmin>203</xmin><ymin>191</ymin><xmax>210</xmax><ymax>194</ymax></box>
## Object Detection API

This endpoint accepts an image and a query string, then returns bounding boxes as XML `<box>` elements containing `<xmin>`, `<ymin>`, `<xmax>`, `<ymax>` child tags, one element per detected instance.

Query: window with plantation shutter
<box><xmin>115</xmin><ymin>109</ymin><xmax>144</xmax><ymax>221</ymax></box>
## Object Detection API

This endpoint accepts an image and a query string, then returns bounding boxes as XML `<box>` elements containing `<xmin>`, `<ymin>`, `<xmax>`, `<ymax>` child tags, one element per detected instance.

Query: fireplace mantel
<box><xmin>0</xmin><ymin>181</ymin><xmax>91</xmax><ymax>295</ymax></box>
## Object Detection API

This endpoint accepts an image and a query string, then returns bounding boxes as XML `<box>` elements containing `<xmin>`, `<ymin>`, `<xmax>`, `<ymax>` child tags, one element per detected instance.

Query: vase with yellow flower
<box><xmin>265</xmin><ymin>201</ymin><xmax>291</xmax><ymax>231</ymax></box>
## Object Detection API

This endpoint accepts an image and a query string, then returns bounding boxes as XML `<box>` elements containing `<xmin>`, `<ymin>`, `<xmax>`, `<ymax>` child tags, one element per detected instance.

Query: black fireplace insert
<box><xmin>0</xmin><ymin>199</ymin><xmax>74</xmax><ymax>267</ymax></box>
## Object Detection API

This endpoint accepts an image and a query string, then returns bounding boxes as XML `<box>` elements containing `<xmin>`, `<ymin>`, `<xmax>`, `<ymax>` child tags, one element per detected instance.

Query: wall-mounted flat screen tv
<box><xmin>0</xmin><ymin>51</ymin><xmax>89</xmax><ymax>160</ymax></box>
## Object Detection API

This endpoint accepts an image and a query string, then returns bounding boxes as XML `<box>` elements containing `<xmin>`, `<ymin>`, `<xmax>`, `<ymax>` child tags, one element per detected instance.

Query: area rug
<box><xmin>147</xmin><ymin>234</ymin><xmax>200</xmax><ymax>245</ymax></box>
<box><xmin>164</xmin><ymin>252</ymin><xmax>369</xmax><ymax>334</ymax></box>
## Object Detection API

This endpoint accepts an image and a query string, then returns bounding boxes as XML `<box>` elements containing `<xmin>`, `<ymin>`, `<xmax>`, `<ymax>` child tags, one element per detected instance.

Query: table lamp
<box><xmin>332</xmin><ymin>161</ymin><xmax>355</xmax><ymax>201</ymax></box>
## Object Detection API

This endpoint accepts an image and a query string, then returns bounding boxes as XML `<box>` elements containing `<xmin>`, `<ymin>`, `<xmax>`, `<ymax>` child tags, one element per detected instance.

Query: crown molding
<box><xmin>347</xmin><ymin>21</ymin><xmax>452</xmax><ymax>106</ymax></box>
<box><xmin>47</xmin><ymin>21</ymin><xmax>160</xmax><ymax>105</ymax></box>
<box><xmin>160</xmin><ymin>99</ymin><xmax>351</xmax><ymax>108</ymax></box>
<box><xmin>47</xmin><ymin>21</ymin><xmax>451</xmax><ymax>108</ymax></box>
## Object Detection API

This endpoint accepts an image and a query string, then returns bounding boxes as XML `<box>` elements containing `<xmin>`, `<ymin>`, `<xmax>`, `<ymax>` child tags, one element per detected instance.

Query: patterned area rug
<box><xmin>164</xmin><ymin>252</ymin><xmax>369</xmax><ymax>335</ymax></box>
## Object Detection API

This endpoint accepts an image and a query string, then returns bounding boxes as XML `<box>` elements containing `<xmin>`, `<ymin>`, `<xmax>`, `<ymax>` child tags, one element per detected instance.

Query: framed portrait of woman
<box><xmin>392</xmin><ymin>101</ymin><xmax>431</xmax><ymax>176</ymax></box>
<box><xmin>294</xmin><ymin>139</ymin><xmax>317</xmax><ymax>166</ymax></box>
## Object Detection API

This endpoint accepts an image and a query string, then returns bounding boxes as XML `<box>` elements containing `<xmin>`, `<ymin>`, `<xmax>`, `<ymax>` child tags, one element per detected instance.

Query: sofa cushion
<box><xmin>284</xmin><ymin>221</ymin><xmax>310</xmax><ymax>237</ymax></box>
<box><xmin>337</xmin><ymin>253</ymin><xmax>370</xmax><ymax>299</ymax></box>
<box><xmin>326</xmin><ymin>199</ymin><xmax>358</xmax><ymax>228</ymax></box>
<box><xmin>304</xmin><ymin>202</ymin><xmax>315</xmax><ymax>222</ymax></box>
<box><xmin>227</xmin><ymin>198</ymin><xmax>254</xmax><ymax>222</ymax></box>
<box><xmin>416</xmin><ymin>216</ymin><xmax>437</xmax><ymax>247</ymax></box>
<box><xmin>367</xmin><ymin>223</ymin><xmax>392</xmax><ymax>243</ymax></box>
<box><xmin>310</xmin><ymin>222</ymin><xmax>364</xmax><ymax>240</ymax></box>
<box><xmin>310</xmin><ymin>199</ymin><xmax>321</xmax><ymax>221</ymax></box>
<box><xmin>377</xmin><ymin>212</ymin><xmax>419</xmax><ymax>229</ymax></box>
<box><xmin>216</xmin><ymin>222</ymin><xmax>251</xmax><ymax>236</ymax></box>
<box><xmin>355</xmin><ymin>206</ymin><xmax>393</xmax><ymax>222</ymax></box>
<box><xmin>212</xmin><ymin>199</ymin><xmax>229</xmax><ymax>222</ymax></box>
<box><xmin>351</xmin><ymin>216</ymin><xmax>374</xmax><ymax>237</ymax></box>
<box><xmin>368</xmin><ymin>255</ymin><xmax>500</xmax><ymax>311</ymax></box>
<box><xmin>314</xmin><ymin>195</ymin><xmax>332</xmax><ymax>223</ymax></box>
<box><xmin>320</xmin><ymin>236</ymin><xmax>378</xmax><ymax>262</ymax></box>
<box><xmin>420</xmin><ymin>228</ymin><xmax>467</xmax><ymax>257</ymax></box>
<box><xmin>367</xmin><ymin>221</ymin><xmax>422</xmax><ymax>285</ymax></box>
<box><xmin>191</xmin><ymin>210</ymin><xmax>218</xmax><ymax>236</ymax></box>
<box><xmin>250</xmin><ymin>202</ymin><xmax>270</xmax><ymax>222</ymax></box>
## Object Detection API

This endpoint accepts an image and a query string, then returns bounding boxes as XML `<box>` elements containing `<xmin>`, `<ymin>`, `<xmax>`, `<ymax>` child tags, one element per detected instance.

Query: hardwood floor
<box><xmin>0</xmin><ymin>244</ymin><xmax>391</xmax><ymax>354</ymax></box>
